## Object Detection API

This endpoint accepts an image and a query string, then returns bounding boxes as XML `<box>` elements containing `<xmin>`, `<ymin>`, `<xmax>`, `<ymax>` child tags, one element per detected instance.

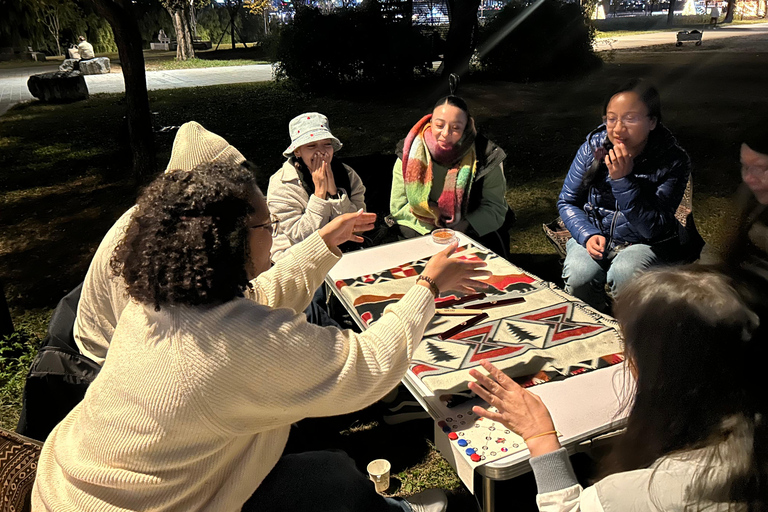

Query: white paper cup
<box><xmin>367</xmin><ymin>458</ymin><xmax>391</xmax><ymax>493</ymax></box>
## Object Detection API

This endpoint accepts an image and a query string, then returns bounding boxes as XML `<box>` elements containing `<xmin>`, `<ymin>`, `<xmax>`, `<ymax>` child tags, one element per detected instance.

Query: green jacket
<box><xmin>389</xmin><ymin>135</ymin><xmax>508</xmax><ymax>237</ymax></box>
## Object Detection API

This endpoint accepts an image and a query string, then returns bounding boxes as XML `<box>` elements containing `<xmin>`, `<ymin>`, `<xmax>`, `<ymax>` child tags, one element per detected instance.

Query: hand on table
<box><xmin>586</xmin><ymin>235</ymin><xmax>606</xmax><ymax>260</ymax></box>
<box><xmin>605</xmin><ymin>142</ymin><xmax>634</xmax><ymax>180</ymax></box>
<box><xmin>468</xmin><ymin>360</ymin><xmax>561</xmax><ymax>457</ymax></box>
<box><xmin>420</xmin><ymin>241</ymin><xmax>491</xmax><ymax>295</ymax></box>
<box><xmin>319</xmin><ymin>209</ymin><xmax>377</xmax><ymax>253</ymax></box>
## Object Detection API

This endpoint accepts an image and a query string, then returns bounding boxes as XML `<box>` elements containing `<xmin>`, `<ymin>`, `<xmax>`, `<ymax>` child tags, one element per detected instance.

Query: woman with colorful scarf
<box><xmin>389</xmin><ymin>96</ymin><xmax>513</xmax><ymax>257</ymax></box>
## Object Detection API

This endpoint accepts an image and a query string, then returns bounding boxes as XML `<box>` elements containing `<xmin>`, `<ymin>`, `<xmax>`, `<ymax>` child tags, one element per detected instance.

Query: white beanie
<box><xmin>165</xmin><ymin>121</ymin><xmax>245</xmax><ymax>174</ymax></box>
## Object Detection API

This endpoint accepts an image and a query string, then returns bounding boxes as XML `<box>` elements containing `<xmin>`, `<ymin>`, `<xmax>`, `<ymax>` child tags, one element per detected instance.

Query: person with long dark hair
<box><xmin>32</xmin><ymin>161</ymin><xmax>489</xmax><ymax>512</ymax></box>
<box><xmin>557</xmin><ymin>78</ymin><xmax>701</xmax><ymax>311</ymax></box>
<box><xmin>468</xmin><ymin>265</ymin><xmax>767</xmax><ymax>510</ymax></box>
<box><xmin>267</xmin><ymin>112</ymin><xmax>366</xmax><ymax>261</ymax></box>
<box><xmin>389</xmin><ymin>91</ymin><xmax>513</xmax><ymax>258</ymax></box>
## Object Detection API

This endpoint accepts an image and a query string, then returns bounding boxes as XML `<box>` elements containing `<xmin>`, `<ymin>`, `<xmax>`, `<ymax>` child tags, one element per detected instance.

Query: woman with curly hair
<box><xmin>31</xmin><ymin>161</ymin><xmax>488</xmax><ymax>512</ymax></box>
<box><xmin>557</xmin><ymin>78</ymin><xmax>702</xmax><ymax>311</ymax></box>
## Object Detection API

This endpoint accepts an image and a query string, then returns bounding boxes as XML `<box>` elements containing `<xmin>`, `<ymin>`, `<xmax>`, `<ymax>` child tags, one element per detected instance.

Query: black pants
<box><xmin>242</xmin><ymin>450</ymin><xmax>409</xmax><ymax>512</ymax></box>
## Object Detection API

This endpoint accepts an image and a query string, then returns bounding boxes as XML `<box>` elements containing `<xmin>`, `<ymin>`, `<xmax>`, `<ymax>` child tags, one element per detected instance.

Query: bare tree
<box><xmin>32</xmin><ymin>0</ymin><xmax>79</xmax><ymax>56</ymax></box>
<box><xmin>723</xmin><ymin>0</ymin><xmax>737</xmax><ymax>22</ymax></box>
<box><xmin>161</xmin><ymin>0</ymin><xmax>205</xmax><ymax>60</ymax></box>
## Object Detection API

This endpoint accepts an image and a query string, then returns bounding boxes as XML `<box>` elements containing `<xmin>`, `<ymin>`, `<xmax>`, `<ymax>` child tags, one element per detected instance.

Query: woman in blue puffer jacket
<box><xmin>557</xmin><ymin>79</ymin><xmax>697</xmax><ymax>311</ymax></box>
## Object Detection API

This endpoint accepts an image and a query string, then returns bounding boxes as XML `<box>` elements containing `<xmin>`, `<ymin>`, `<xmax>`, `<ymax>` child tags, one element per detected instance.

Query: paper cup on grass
<box><xmin>367</xmin><ymin>459</ymin><xmax>391</xmax><ymax>493</ymax></box>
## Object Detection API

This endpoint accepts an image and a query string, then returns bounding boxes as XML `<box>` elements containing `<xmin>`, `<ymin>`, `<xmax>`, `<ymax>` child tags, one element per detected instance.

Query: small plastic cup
<box><xmin>367</xmin><ymin>459</ymin><xmax>391</xmax><ymax>493</ymax></box>
<box><xmin>431</xmin><ymin>228</ymin><xmax>456</xmax><ymax>245</ymax></box>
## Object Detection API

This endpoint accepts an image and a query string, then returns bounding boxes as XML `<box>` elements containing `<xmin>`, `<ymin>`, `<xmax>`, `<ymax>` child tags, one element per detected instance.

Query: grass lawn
<box><xmin>1</xmin><ymin>31</ymin><xmax>767</xmax><ymax>506</ymax></box>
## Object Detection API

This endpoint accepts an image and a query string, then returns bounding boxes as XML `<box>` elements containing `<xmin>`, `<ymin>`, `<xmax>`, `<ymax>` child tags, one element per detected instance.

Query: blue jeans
<box><xmin>243</xmin><ymin>450</ymin><xmax>410</xmax><ymax>512</ymax></box>
<box><xmin>562</xmin><ymin>238</ymin><xmax>658</xmax><ymax>312</ymax></box>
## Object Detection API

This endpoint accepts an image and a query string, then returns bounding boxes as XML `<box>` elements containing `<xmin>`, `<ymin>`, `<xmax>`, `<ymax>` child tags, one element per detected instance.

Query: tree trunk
<box><xmin>84</xmin><ymin>0</ymin><xmax>156</xmax><ymax>183</ymax></box>
<box><xmin>169</xmin><ymin>8</ymin><xmax>194</xmax><ymax>60</ymax></box>
<box><xmin>180</xmin><ymin>3</ymin><xmax>195</xmax><ymax>58</ymax></box>
<box><xmin>230</xmin><ymin>7</ymin><xmax>237</xmax><ymax>50</ymax></box>
<box><xmin>443</xmin><ymin>0</ymin><xmax>481</xmax><ymax>77</ymax></box>
<box><xmin>601</xmin><ymin>0</ymin><xmax>611</xmax><ymax>17</ymax></box>
<box><xmin>723</xmin><ymin>0</ymin><xmax>736</xmax><ymax>22</ymax></box>
<box><xmin>667</xmin><ymin>0</ymin><xmax>676</xmax><ymax>24</ymax></box>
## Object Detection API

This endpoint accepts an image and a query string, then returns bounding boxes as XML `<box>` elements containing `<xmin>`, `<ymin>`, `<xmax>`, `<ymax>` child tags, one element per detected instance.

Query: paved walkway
<box><xmin>0</xmin><ymin>63</ymin><xmax>274</xmax><ymax>116</ymax></box>
<box><xmin>593</xmin><ymin>21</ymin><xmax>768</xmax><ymax>51</ymax></box>
<box><xmin>1</xmin><ymin>22</ymin><xmax>766</xmax><ymax>116</ymax></box>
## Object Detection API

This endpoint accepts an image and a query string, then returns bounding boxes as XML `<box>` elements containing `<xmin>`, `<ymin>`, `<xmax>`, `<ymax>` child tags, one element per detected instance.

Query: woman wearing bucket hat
<box><xmin>389</xmin><ymin>83</ymin><xmax>514</xmax><ymax>259</ymax></box>
<box><xmin>267</xmin><ymin>112</ymin><xmax>367</xmax><ymax>261</ymax></box>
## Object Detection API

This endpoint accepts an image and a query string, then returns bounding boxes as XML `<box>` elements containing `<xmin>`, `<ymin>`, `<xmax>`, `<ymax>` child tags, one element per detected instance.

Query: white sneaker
<box><xmin>405</xmin><ymin>489</ymin><xmax>448</xmax><ymax>512</ymax></box>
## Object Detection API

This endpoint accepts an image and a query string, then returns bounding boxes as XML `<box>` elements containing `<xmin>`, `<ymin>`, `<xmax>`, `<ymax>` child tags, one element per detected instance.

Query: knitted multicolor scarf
<box><xmin>401</xmin><ymin>114</ymin><xmax>477</xmax><ymax>227</ymax></box>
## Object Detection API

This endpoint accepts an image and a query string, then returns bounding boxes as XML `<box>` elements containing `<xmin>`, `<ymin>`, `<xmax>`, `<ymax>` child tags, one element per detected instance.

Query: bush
<box><xmin>0</xmin><ymin>326</ymin><xmax>40</xmax><ymax>430</ymax></box>
<box><xmin>477</xmin><ymin>0</ymin><xmax>601</xmax><ymax>81</ymax></box>
<box><xmin>274</xmin><ymin>6</ymin><xmax>433</xmax><ymax>89</ymax></box>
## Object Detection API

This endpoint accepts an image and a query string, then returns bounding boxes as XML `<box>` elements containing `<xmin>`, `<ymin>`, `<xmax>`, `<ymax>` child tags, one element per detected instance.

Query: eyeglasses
<box><xmin>603</xmin><ymin>114</ymin><xmax>649</xmax><ymax>127</ymax></box>
<box><xmin>250</xmin><ymin>214</ymin><xmax>280</xmax><ymax>237</ymax></box>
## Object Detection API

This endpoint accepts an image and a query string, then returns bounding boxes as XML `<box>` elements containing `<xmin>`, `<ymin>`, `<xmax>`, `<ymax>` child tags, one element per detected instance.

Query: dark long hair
<box><xmin>604</xmin><ymin>266</ymin><xmax>767</xmax><ymax>509</ymax></box>
<box><xmin>580</xmin><ymin>78</ymin><xmax>663</xmax><ymax>192</ymax></box>
<box><xmin>433</xmin><ymin>95</ymin><xmax>471</xmax><ymax>119</ymax></box>
<box><xmin>112</xmin><ymin>161</ymin><xmax>257</xmax><ymax>310</ymax></box>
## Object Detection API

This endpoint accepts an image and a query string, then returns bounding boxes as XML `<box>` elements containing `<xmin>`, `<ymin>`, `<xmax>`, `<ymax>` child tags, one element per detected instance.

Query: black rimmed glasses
<box><xmin>603</xmin><ymin>114</ymin><xmax>649</xmax><ymax>127</ymax></box>
<box><xmin>250</xmin><ymin>214</ymin><xmax>280</xmax><ymax>237</ymax></box>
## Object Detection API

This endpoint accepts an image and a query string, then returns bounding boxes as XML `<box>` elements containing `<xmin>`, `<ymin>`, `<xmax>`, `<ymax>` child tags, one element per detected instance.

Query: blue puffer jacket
<box><xmin>557</xmin><ymin>124</ymin><xmax>690</xmax><ymax>249</ymax></box>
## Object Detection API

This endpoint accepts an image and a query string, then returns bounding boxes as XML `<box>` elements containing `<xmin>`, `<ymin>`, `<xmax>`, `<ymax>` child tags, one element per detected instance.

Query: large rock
<box><xmin>79</xmin><ymin>57</ymin><xmax>110</xmax><ymax>75</ymax></box>
<box><xmin>27</xmin><ymin>71</ymin><xmax>89</xmax><ymax>102</ymax></box>
<box><xmin>59</xmin><ymin>58</ymin><xmax>78</xmax><ymax>72</ymax></box>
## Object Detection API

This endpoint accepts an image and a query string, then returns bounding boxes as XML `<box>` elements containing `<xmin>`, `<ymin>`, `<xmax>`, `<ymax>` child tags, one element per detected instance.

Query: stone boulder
<box><xmin>59</xmin><ymin>58</ymin><xmax>78</xmax><ymax>72</ymax></box>
<box><xmin>79</xmin><ymin>57</ymin><xmax>110</xmax><ymax>75</ymax></box>
<box><xmin>27</xmin><ymin>71</ymin><xmax>89</xmax><ymax>102</ymax></box>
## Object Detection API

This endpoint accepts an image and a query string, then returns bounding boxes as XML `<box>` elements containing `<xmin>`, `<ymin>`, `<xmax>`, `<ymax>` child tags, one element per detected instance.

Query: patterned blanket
<box><xmin>334</xmin><ymin>244</ymin><xmax>624</xmax><ymax>394</ymax></box>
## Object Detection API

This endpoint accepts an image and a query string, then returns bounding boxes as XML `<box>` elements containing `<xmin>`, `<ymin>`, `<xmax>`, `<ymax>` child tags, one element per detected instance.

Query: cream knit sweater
<box><xmin>32</xmin><ymin>232</ymin><xmax>435</xmax><ymax>511</ymax></box>
<box><xmin>73</xmin><ymin>206</ymin><xmax>136</xmax><ymax>366</ymax></box>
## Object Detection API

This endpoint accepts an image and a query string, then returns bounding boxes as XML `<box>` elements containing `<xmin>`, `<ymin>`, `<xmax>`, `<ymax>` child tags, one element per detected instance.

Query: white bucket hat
<box><xmin>282</xmin><ymin>112</ymin><xmax>343</xmax><ymax>157</ymax></box>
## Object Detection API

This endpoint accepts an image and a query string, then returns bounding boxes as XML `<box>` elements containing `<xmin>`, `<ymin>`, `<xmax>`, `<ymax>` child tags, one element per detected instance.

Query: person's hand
<box><xmin>586</xmin><ymin>234</ymin><xmax>606</xmax><ymax>260</ymax></box>
<box><xmin>318</xmin><ymin>209</ymin><xmax>377</xmax><ymax>253</ymax></box>
<box><xmin>310</xmin><ymin>152</ymin><xmax>329</xmax><ymax>199</ymax></box>
<box><xmin>410</xmin><ymin>203</ymin><xmax>441</xmax><ymax>225</ymax></box>
<box><xmin>448</xmin><ymin>219</ymin><xmax>470</xmax><ymax>233</ymax></box>
<box><xmin>322</xmin><ymin>154</ymin><xmax>337</xmax><ymax>196</ymax></box>
<box><xmin>468</xmin><ymin>360</ymin><xmax>560</xmax><ymax>457</ymax></box>
<box><xmin>420</xmin><ymin>241</ymin><xmax>491</xmax><ymax>294</ymax></box>
<box><xmin>605</xmin><ymin>142</ymin><xmax>634</xmax><ymax>180</ymax></box>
